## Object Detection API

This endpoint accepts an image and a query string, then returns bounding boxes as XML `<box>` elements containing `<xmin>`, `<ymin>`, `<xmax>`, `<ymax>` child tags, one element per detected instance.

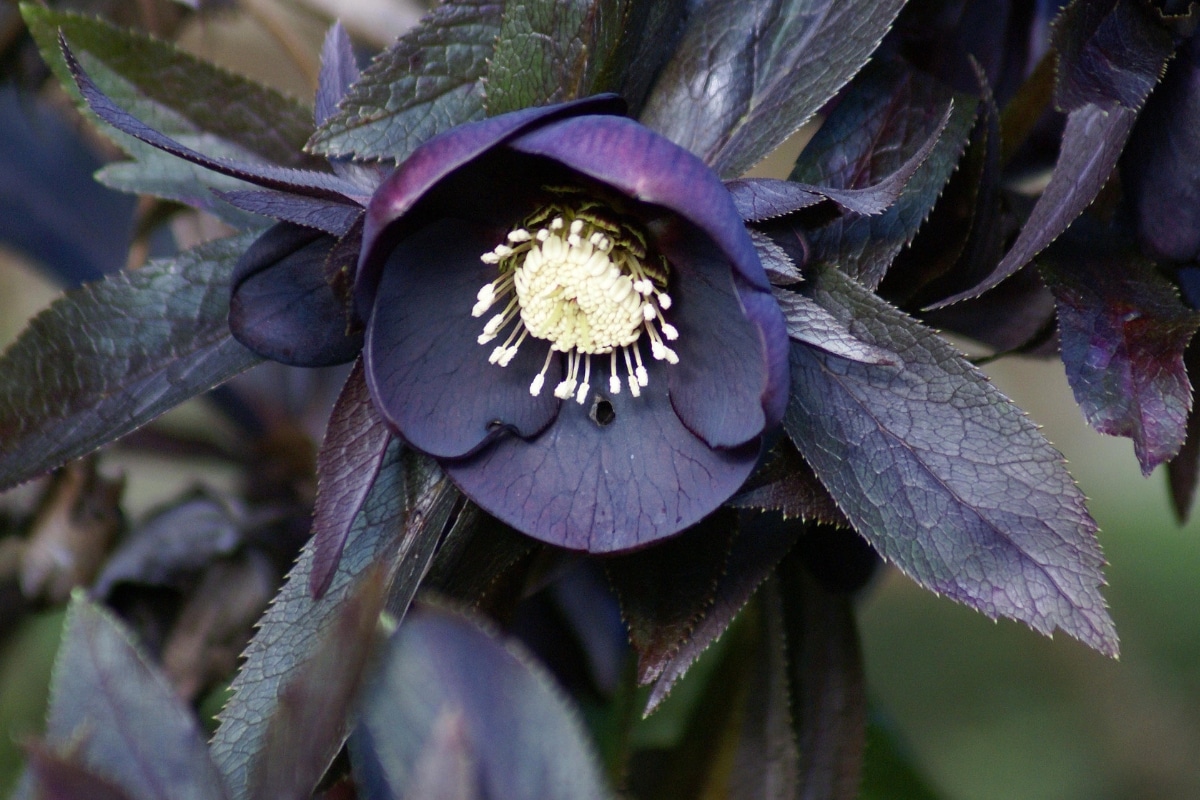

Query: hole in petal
<box><xmin>590</xmin><ymin>397</ymin><xmax>616</xmax><ymax>426</ymax></box>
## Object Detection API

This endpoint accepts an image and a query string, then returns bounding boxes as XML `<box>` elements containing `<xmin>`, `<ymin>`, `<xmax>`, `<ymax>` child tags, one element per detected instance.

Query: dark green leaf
<box><xmin>308</xmin><ymin>0</ymin><xmax>502</xmax><ymax>161</ymax></box>
<box><xmin>641</xmin><ymin>0</ymin><xmax>908</xmax><ymax>178</ymax></box>
<box><xmin>0</xmin><ymin>234</ymin><xmax>262</xmax><ymax>491</ymax></box>
<box><xmin>43</xmin><ymin>596</ymin><xmax>228</xmax><ymax>800</ymax></box>
<box><xmin>210</xmin><ymin>445</ymin><xmax>457</xmax><ymax>800</ymax></box>
<box><xmin>783</xmin><ymin>264</ymin><xmax>1119</xmax><ymax>656</ymax></box>
<box><xmin>351</xmin><ymin>607</ymin><xmax>611</xmax><ymax>800</ymax></box>
<box><xmin>788</xmin><ymin>61</ymin><xmax>976</xmax><ymax>289</ymax></box>
<box><xmin>485</xmin><ymin>0</ymin><xmax>638</xmax><ymax>115</ymax></box>
<box><xmin>22</xmin><ymin>5</ymin><xmax>318</xmax><ymax>168</ymax></box>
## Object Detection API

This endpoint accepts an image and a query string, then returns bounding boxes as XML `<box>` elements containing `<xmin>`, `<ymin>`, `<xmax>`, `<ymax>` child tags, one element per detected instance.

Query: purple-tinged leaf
<box><xmin>783</xmin><ymin>264</ymin><xmax>1119</xmax><ymax>656</ymax></box>
<box><xmin>1054</xmin><ymin>0</ymin><xmax>1173</xmax><ymax>112</ymax></box>
<box><xmin>728</xmin><ymin>179</ymin><xmax>824</xmax><ymax>222</ymax></box>
<box><xmin>584</xmin><ymin>0</ymin><xmax>689</xmax><ymax>117</ymax></box>
<box><xmin>216</xmin><ymin>190</ymin><xmax>362</xmax><ymax>237</ymax></box>
<box><xmin>934</xmin><ymin>102</ymin><xmax>1139</xmax><ymax>307</ymax></box>
<box><xmin>308</xmin><ymin>0</ymin><xmax>502</xmax><ymax>162</ymax></box>
<box><xmin>63</xmin><ymin>39</ymin><xmax>368</xmax><ymax>205</ymax></box>
<box><xmin>789</xmin><ymin>62</ymin><xmax>976</xmax><ymax>289</ymax></box>
<box><xmin>43</xmin><ymin>596</ymin><xmax>228</xmax><ymax>800</ymax></box>
<box><xmin>604</xmin><ymin>510</ymin><xmax>737</xmax><ymax>685</ymax></box>
<box><xmin>728</xmin><ymin>442</ymin><xmax>848</xmax><ymax>526</ymax></box>
<box><xmin>25</xmin><ymin>742</ymin><xmax>137</xmax><ymax>800</ymax></box>
<box><xmin>1123</xmin><ymin>35</ymin><xmax>1200</xmax><ymax>262</ymax></box>
<box><xmin>422</xmin><ymin>504</ymin><xmax>538</xmax><ymax>609</ymax></box>
<box><xmin>725</xmin><ymin>580</ymin><xmax>799</xmax><ymax>800</ymax></box>
<box><xmin>932</xmin><ymin>0</ymin><xmax>1174</xmax><ymax>307</ymax></box>
<box><xmin>1168</xmin><ymin>343</ymin><xmax>1200</xmax><ymax>521</ymax></box>
<box><xmin>641</xmin><ymin>0</ymin><xmax>908</xmax><ymax>178</ymax></box>
<box><xmin>1041</xmin><ymin>238</ymin><xmax>1200</xmax><ymax>473</ymax></box>
<box><xmin>730</xmin><ymin>101</ymin><xmax>951</xmax><ymax>223</ymax></box>
<box><xmin>351</xmin><ymin>607</ymin><xmax>610</xmax><ymax>800</ymax></box>
<box><xmin>884</xmin><ymin>61</ymin><xmax>1005</xmax><ymax>308</ymax></box>
<box><xmin>750</xmin><ymin>229</ymin><xmax>806</xmax><ymax>285</ymax></box>
<box><xmin>248</xmin><ymin>567</ymin><xmax>387</xmax><ymax>800</ymax></box>
<box><xmin>315</xmin><ymin>22</ymin><xmax>360</xmax><ymax>129</ymax></box>
<box><xmin>92</xmin><ymin>489</ymin><xmax>248</xmax><ymax>598</ymax></box>
<box><xmin>778</xmin><ymin>553</ymin><xmax>866</xmax><ymax>800</ymax></box>
<box><xmin>310</xmin><ymin>360</ymin><xmax>393</xmax><ymax>598</ymax></box>
<box><xmin>644</xmin><ymin>513</ymin><xmax>803</xmax><ymax>714</ymax></box>
<box><xmin>211</xmin><ymin>446</ymin><xmax>457</xmax><ymax>800</ymax></box>
<box><xmin>774</xmin><ymin>287</ymin><xmax>899</xmax><ymax>365</ymax></box>
<box><xmin>23</xmin><ymin>7</ymin><xmax>319</xmax><ymax>169</ymax></box>
<box><xmin>0</xmin><ymin>234</ymin><xmax>261</xmax><ymax>491</ymax></box>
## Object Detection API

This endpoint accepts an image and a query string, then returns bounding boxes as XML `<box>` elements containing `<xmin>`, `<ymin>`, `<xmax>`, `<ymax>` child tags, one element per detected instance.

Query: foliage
<box><xmin>5</xmin><ymin>0</ymin><xmax>1200</xmax><ymax>797</ymax></box>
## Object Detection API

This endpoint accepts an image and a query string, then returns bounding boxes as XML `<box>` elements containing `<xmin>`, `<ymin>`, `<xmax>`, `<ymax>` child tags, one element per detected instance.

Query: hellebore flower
<box><xmin>355</xmin><ymin>97</ymin><xmax>789</xmax><ymax>551</ymax></box>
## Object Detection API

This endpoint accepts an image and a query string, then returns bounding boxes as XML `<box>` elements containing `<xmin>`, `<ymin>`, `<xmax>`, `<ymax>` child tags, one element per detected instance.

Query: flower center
<box><xmin>471</xmin><ymin>201</ymin><xmax>678</xmax><ymax>404</ymax></box>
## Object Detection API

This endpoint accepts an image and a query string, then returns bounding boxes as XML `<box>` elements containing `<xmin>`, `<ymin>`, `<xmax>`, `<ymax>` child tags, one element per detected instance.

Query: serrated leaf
<box><xmin>0</xmin><ymin>233</ymin><xmax>261</xmax><ymax>491</ymax></box>
<box><xmin>605</xmin><ymin>510</ymin><xmax>737</xmax><ymax>686</ymax></box>
<box><xmin>782</xmin><ymin>264</ymin><xmax>1118</xmax><ymax>656</ymax></box>
<box><xmin>310</xmin><ymin>359</ymin><xmax>393</xmax><ymax>597</ymax></box>
<box><xmin>789</xmin><ymin>61</ymin><xmax>976</xmax><ymax>289</ymax></box>
<box><xmin>727</xmin><ymin>441</ymin><xmax>847</xmax><ymax>526</ymax></box>
<box><xmin>210</xmin><ymin>445</ymin><xmax>457</xmax><ymax>800</ymax></box>
<box><xmin>644</xmin><ymin>513</ymin><xmax>802</xmax><ymax>714</ymax></box>
<box><xmin>774</xmin><ymin>287</ymin><xmax>900</xmax><ymax>365</ymax></box>
<box><xmin>351</xmin><ymin>607</ymin><xmax>611</xmax><ymax>800</ymax></box>
<box><xmin>64</xmin><ymin>41</ymin><xmax>365</xmax><ymax>206</ymax></box>
<box><xmin>641</xmin><ymin>0</ymin><xmax>908</xmax><ymax>178</ymax></box>
<box><xmin>42</xmin><ymin>596</ymin><xmax>228</xmax><ymax>800</ymax></box>
<box><xmin>22</xmin><ymin>5</ymin><xmax>318</xmax><ymax>168</ymax></box>
<box><xmin>486</xmin><ymin>0</ymin><xmax>625</xmax><ymax>115</ymax></box>
<box><xmin>248</xmin><ymin>567</ymin><xmax>387</xmax><ymax>800</ymax></box>
<box><xmin>725</xmin><ymin>580</ymin><xmax>799</xmax><ymax>800</ymax></box>
<box><xmin>308</xmin><ymin>0</ymin><xmax>502</xmax><ymax>161</ymax></box>
<box><xmin>778</xmin><ymin>552</ymin><xmax>866</xmax><ymax>800</ymax></box>
<box><xmin>1041</xmin><ymin>235</ymin><xmax>1200</xmax><ymax>474</ymax></box>
<box><xmin>750</xmin><ymin>229</ymin><xmax>805</xmax><ymax>285</ymax></box>
<box><xmin>1168</xmin><ymin>342</ymin><xmax>1200</xmax><ymax>521</ymax></box>
<box><xmin>932</xmin><ymin>0</ymin><xmax>1174</xmax><ymax>306</ymax></box>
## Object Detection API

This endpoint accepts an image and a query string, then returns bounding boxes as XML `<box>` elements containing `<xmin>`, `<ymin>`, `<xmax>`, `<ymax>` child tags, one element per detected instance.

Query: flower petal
<box><xmin>656</xmin><ymin>224</ymin><xmax>778</xmax><ymax>447</ymax></box>
<box><xmin>229</xmin><ymin>222</ymin><xmax>362</xmax><ymax>367</ymax></box>
<box><xmin>356</xmin><ymin>95</ymin><xmax>626</xmax><ymax>310</ymax></box>
<box><xmin>364</xmin><ymin>220</ymin><xmax>561</xmax><ymax>459</ymax></box>
<box><xmin>442</xmin><ymin>355</ymin><xmax>762</xmax><ymax>552</ymax></box>
<box><xmin>506</xmin><ymin>115</ymin><xmax>770</xmax><ymax>293</ymax></box>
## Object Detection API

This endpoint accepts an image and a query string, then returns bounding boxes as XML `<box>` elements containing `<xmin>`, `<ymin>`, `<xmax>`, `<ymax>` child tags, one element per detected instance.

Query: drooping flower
<box><xmin>64</xmin><ymin>30</ymin><xmax>788</xmax><ymax>552</ymax></box>
<box><xmin>353</xmin><ymin>98</ymin><xmax>789</xmax><ymax>551</ymax></box>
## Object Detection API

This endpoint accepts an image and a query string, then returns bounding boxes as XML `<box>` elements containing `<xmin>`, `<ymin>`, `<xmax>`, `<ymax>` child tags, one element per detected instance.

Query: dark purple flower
<box><xmin>355</xmin><ymin>98</ymin><xmax>789</xmax><ymax>551</ymax></box>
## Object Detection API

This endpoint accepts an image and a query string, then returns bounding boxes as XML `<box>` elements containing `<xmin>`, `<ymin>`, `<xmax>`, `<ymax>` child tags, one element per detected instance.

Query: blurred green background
<box><xmin>859</xmin><ymin>355</ymin><xmax>1200</xmax><ymax>800</ymax></box>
